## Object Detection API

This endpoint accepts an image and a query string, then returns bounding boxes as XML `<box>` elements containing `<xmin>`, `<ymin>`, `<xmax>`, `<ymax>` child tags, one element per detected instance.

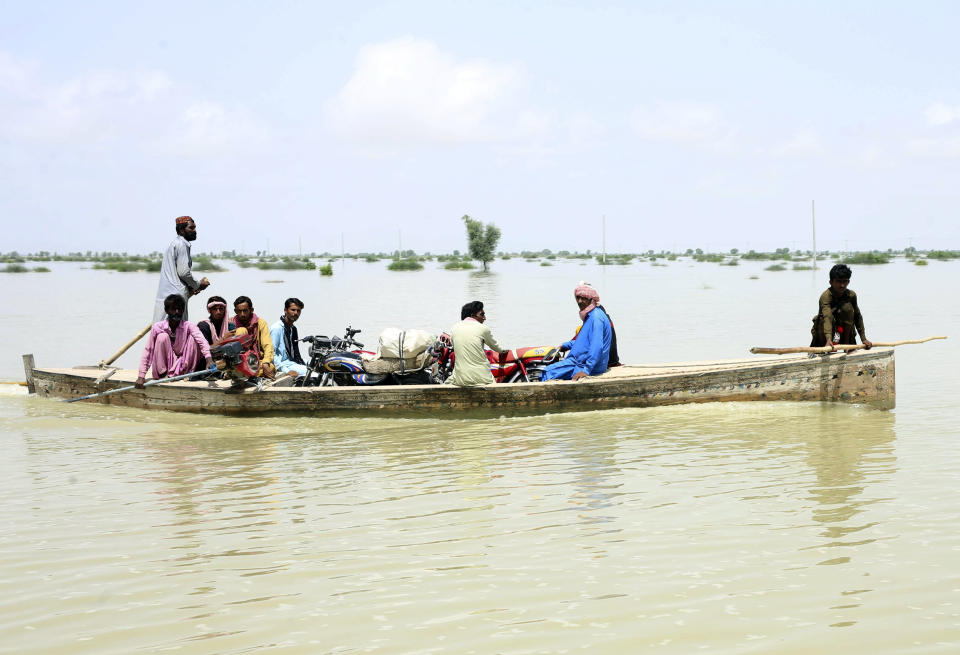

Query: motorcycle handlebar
<box><xmin>300</xmin><ymin>329</ymin><xmax>364</xmax><ymax>350</ymax></box>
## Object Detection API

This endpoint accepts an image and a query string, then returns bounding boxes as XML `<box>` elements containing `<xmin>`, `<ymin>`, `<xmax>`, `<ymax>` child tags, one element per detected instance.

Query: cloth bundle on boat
<box><xmin>361</xmin><ymin>349</ymin><xmax>435</xmax><ymax>374</ymax></box>
<box><xmin>376</xmin><ymin>328</ymin><xmax>435</xmax><ymax>359</ymax></box>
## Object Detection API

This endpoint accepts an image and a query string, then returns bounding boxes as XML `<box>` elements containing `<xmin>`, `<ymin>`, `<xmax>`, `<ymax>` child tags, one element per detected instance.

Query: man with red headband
<box><xmin>196</xmin><ymin>295</ymin><xmax>235</xmax><ymax>346</ymax></box>
<box><xmin>193</xmin><ymin>295</ymin><xmax>235</xmax><ymax>373</ymax></box>
<box><xmin>541</xmin><ymin>282</ymin><xmax>612</xmax><ymax>382</ymax></box>
<box><xmin>151</xmin><ymin>215</ymin><xmax>211</xmax><ymax>322</ymax></box>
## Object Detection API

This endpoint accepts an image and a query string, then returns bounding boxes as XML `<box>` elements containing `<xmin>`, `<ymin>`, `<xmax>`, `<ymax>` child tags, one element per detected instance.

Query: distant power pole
<box><xmin>340</xmin><ymin>233</ymin><xmax>345</xmax><ymax>265</ymax></box>
<box><xmin>811</xmin><ymin>200</ymin><xmax>817</xmax><ymax>270</ymax></box>
<box><xmin>602</xmin><ymin>215</ymin><xmax>606</xmax><ymax>264</ymax></box>
<box><xmin>298</xmin><ymin>236</ymin><xmax>302</xmax><ymax>257</ymax></box>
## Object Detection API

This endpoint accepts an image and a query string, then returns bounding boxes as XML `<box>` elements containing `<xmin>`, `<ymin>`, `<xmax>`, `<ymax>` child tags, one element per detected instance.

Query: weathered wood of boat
<box><xmin>23</xmin><ymin>348</ymin><xmax>895</xmax><ymax>416</ymax></box>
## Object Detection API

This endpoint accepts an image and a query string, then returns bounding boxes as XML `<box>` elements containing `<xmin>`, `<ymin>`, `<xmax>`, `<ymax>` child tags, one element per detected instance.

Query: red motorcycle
<box><xmin>432</xmin><ymin>333</ymin><xmax>562</xmax><ymax>383</ymax></box>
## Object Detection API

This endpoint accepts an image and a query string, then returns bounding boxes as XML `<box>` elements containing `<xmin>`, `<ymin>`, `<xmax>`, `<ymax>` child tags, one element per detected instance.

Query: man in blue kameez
<box><xmin>541</xmin><ymin>282</ymin><xmax>612</xmax><ymax>381</ymax></box>
<box><xmin>270</xmin><ymin>297</ymin><xmax>308</xmax><ymax>379</ymax></box>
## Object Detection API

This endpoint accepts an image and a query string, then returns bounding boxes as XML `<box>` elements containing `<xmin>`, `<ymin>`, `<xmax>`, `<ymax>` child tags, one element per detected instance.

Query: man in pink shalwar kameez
<box><xmin>137</xmin><ymin>294</ymin><xmax>214</xmax><ymax>389</ymax></box>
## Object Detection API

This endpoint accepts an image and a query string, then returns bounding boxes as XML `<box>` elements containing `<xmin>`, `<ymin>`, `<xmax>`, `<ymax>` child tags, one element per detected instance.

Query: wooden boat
<box><xmin>22</xmin><ymin>348</ymin><xmax>895</xmax><ymax>415</ymax></box>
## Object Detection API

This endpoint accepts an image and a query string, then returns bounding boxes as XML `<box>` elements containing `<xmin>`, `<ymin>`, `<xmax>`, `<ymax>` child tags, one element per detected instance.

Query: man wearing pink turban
<box><xmin>541</xmin><ymin>282</ymin><xmax>612</xmax><ymax>381</ymax></box>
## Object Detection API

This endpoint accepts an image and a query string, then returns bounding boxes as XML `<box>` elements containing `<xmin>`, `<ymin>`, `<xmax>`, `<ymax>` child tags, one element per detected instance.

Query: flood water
<box><xmin>1</xmin><ymin>257</ymin><xmax>958</xmax><ymax>653</ymax></box>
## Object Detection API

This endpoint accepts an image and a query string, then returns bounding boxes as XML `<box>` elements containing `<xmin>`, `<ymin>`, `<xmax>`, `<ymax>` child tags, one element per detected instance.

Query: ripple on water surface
<box><xmin>0</xmin><ymin>398</ymin><xmax>956</xmax><ymax>653</ymax></box>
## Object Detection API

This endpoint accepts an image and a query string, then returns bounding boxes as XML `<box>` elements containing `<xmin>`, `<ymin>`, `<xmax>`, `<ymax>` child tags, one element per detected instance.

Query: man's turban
<box><xmin>574</xmin><ymin>281</ymin><xmax>599</xmax><ymax>301</ymax></box>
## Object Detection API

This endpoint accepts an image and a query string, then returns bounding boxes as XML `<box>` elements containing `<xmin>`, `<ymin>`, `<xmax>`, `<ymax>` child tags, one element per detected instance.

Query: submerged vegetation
<box><xmin>840</xmin><ymin>251</ymin><xmax>890</xmax><ymax>265</ymax></box>
<box><xmin>238</xmin><ymin>256</ymin><xmax>316</xmax><ymax>270</ymax></box>
<box><xmin>3</xmin><ymin>245</ymin><xmax>958</xmax><ymax>280</ymax></box>
<box><xmin>1</xmin><ymin>263</ymin><xmax>50</xmax><ymax>273</ymax></box>
<box><xmin>924</xmin><ymin>250</ymin><xmax>959</xmax><ymax>260</ymax></box>
<box><xmin>462</xmin><ymin>214</ymin><xmax>501</xmax><ymax>272</ymax></box>
<box><xmin>387</xmin><ymin>257</ymin><xmax>424</xmax><ymax>271</ymax></box>
<box><xmin>193</xmin><ymin>256</ymin><xmax>228</xmax><ymax>272</ymax></box>
<box><xmin>596</xmin><ymin>254</ymin><xmax>635</xmax><ymax>265</ymax></box>
<box><xmin>443</xmin><ymin>259</ymin><xmax>475</xmax><ymax>270</ymax></box>
<box><xmin>92</xmin><ymin>255</ymin><xmax>162</xmax><ymax>272</ymax></box>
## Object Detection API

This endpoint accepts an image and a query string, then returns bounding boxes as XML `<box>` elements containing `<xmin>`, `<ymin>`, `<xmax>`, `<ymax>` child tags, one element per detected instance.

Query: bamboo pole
<box><xmin>98</xmin><ymin>324</ymin><xmax>152</xmax><ymax>367</ymax></box>
<box><xmin>751</xmin><ymin>336</ymin><xmax>946</xmax><ymax>355</ymax></box>
<box><xmin>64</xmin><ymin>368</ymin><xmax>214</xmax><ymax>403</ymax></box>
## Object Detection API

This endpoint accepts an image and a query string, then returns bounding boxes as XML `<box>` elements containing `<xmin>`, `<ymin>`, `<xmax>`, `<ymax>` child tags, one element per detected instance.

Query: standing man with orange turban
<box><xmin>152</xmin><ymin>215</ymin><xmax>211</xmax><ymax>322</ymax></box>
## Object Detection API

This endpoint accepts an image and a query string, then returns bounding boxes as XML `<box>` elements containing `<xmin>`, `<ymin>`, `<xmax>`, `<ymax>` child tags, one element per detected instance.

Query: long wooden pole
<box><xmin>99</xmin><ymin>324</ymin><xmax>152</xmax><ymax>367</ymax></box>
<box><xmin>751</xmin><ymin>336</ymin><xmax>946</xmax><ymax>355</ymax></box>
<box><xmin>64</xmin><ymin>368</ymin><xmax>213</xmax><ymax>403</ymax></box>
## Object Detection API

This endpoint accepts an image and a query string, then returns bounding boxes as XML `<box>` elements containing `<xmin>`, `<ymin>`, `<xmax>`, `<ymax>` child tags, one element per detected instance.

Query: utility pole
<box><xmin>298</xmin><ymin>236</ymin><xmax>302</xmax><ymax>257</ymax></box>
<box><xmin>602</xmin><ymin>214</ymin><xmax>606</xmax><ymax>264</ymax></box>
<box><xmin>811</xmin><ymin>200</ymin><xmax>817</xmax><ymax>270</ymax></box>
<box><xmin>340</xmin><ymin>233</ymin><xmax>344</xmax><ymax>265</ymax></box>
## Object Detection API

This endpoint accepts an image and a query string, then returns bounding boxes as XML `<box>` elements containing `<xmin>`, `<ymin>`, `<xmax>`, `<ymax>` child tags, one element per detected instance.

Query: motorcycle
<box><xmin>299</xmin><ymin>326</ymin><xmax>436</xmax><ymax>386</ymax></box>
<box><xmin>432</xmin><ymin>333</ymin><xmax>564</xmax><ymax>383</ymax></box>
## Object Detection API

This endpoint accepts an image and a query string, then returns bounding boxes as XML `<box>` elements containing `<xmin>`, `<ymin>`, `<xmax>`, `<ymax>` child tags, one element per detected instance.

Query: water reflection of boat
<box><xmin>23</xmin><ymin>348</ymin><xmax>895</xmax><ymax>415</ymax></box>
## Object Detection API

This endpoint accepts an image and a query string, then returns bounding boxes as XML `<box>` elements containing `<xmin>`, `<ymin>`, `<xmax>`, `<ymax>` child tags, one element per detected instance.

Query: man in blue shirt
<box><xmin>541</xmin><ymin>283</ymin><xmax>612</xmax><ymax>381</ymax></box>
<box><xmin>270</xmin><ymin>298</ymin><xmax>308</xmax><ymax>379</ymax></box>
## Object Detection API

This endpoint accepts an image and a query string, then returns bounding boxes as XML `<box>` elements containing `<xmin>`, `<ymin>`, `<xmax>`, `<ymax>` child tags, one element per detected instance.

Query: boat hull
<box><xmin>24</xmin><ymin>348</ymin><xmax>895</xmax><ymax>416</ymax></box>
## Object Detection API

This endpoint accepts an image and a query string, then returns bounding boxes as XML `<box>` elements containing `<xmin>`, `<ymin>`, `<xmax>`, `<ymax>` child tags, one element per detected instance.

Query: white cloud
<box><xmin>152</xmin><ymin>101</ymin><xmax>265</xmax><ymax>157</ymax></box>
<box><xmin>903</xmin><ymin>103</ymin><xmax>960</xmax><ymax>158</ymax></box>
<box><xmin>772</xmin><ymin>128</ymin><xmax>825</xmax><ymax>157</ymax></box>
<box><xmin>0</xmin><ymin>52</ymin><xmax>36</xmax><ymax>91</ymax></box>
<box><xmin>324</xmin><ymin>37</ymin><xmax>526</xmax><ymax>147</ymax></box>
<box><xmin>859</xmin><ymin>145</ymin><xmax>895</xmax><ymax>169</ymax></box>
<box><xmin>0</xmin><ymin>51</ymin><xmax>261</xmax><ymax>156</ymax></box>
<box><xmin>563</xmin><ymin>112</ymin><xmax>607</xmax><ymax>148</ymax></box>
<box><xmin>0</xmin><ymin>63</ymin><xmax>175</xmax><ymax>144</ymax></box>
<box><xmin>905</xmin><ymin>136</ymin><xmax>960</xmax><ymax>158</ymax></box>
<box><xmin>924</xmin><ymin>102</ymin><xmax>960</xmax><ymax>126</ymax></box>
<box><xmin>630</xmin><ymin>102</ymin><xmax>732</xmax><ymax>146</ymax></box>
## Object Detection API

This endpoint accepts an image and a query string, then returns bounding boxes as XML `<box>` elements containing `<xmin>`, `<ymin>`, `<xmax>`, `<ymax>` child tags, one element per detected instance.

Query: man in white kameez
<box><xmin>152</xmin><ymin>215</ymin><xmax>210</xmax><ymax>322</ymax></box>
<box><xmin>448</xmin><ymin>301</ymin><xmax>507</xmax><ymax>387</ymax></box>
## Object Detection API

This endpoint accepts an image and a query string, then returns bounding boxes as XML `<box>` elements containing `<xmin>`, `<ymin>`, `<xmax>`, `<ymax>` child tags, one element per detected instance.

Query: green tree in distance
<box><xmin>462</xmin><ymin>214</ymin><xmax>501</xmax><ymax>272</ymax></box>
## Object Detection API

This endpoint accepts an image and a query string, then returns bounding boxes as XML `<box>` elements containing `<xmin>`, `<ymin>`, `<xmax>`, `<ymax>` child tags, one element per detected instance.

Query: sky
<box><xmin>2</xmin><ymin>0</ymin><xmax>960</xmax><ymax>255</ymax></box>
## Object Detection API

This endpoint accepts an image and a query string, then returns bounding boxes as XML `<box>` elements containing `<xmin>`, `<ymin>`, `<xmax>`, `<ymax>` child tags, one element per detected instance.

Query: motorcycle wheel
<box><xmin>505</xmin><ymin>370</ymin><xmax>526</xmax><ymax>383</ymax></box>
<box><xmin>524</xmin><ymin>367</ymin><xmax>545</xmax><ymax>382</ymax></box>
